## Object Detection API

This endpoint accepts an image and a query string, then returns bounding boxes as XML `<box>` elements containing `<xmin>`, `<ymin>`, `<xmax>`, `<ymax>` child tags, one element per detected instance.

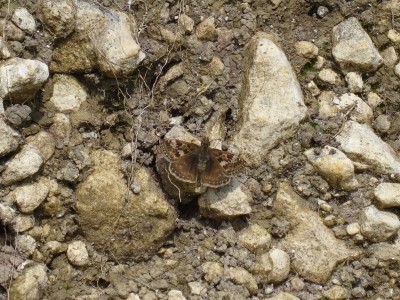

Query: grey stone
<box><xmin>360</xmin><ymin>205</ymin><xmax>400</xmax><ymax>242</ymax></box>
<box><xmin>332</xmin><ymin>17</ymin><xmax>383</xmax><ymax>72</ymax></box>
<box><xmin>273</xmin><ymin>183</ymin><xmax>361</xmax><ymax>283</ymax></box>
<box><xmin>232</xmin><ymin>33</ymin><xmax>307</xmax><ymax>167</ymax></box>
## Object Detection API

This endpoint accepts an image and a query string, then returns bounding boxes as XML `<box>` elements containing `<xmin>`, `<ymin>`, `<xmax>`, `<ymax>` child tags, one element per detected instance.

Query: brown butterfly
<box><xmin>161</xmin><ymin>137</ymin><xmax>245</xmax><ymax>188</ymax></box>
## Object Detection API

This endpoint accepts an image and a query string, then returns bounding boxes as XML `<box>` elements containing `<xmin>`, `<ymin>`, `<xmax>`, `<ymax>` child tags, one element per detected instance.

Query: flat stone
<box><xmin>238</xmin><ymin>224</ymin><xmax>272</xmax><ymax>252</ymax></box>
<box><xmin>1</xmin><ymin>145</ymin><xmax>43</xmax><ymax>186</ymax></box>
<box><xmin>360</xmin><ymin>205</ymin><xmax>400</xmax><ymax>242</ymax></box>
<box><xmin>232</xmin><ymin>33</ymin><xmax>307</xmax><ymax>167</ymax></box>
<box><xmin>304</xmin><ymin>146</ymin><xmax>359</xmax><ymax>191</ymax></box>
<box><xmin>374</xmin><ymin>182</ymin><xmax>400</xmax><ymax>208</ymax></box>
<box><xmin>198</xmin><ymin>178</ymin><xmax>252</xmax><ymax>219</ymax></box>
<box><xmin>332</xmin><ymin>17</ymin><xmax>383</xmax><ymax>72</ymax></box>
<box><xmin>50</xmin><ymin>75</ymin><xmax>88</xmax><ymax>112</ymax></box>
<box><xmin>0</xmin><ymin>58</ymin><xmax>49</xmax><ymax>103</ymax></box>
<box><xmin>4</xmin><ymin>178</ymin><xmax>49</xmax><ymax>213</ymax></box>
<box><xmin>11</xmin><ymin>8</ymin><xmax>36</xmax><ymax>34</ymax></box>
<box><xmin>273</xmin><ymin>183</ymin><xmax>360</xmax><ymax>283</ymax></box>
<box><xmin>335</xmin><ymin>121</ymin><xmax>400</xmax><ymax>177</ymax></box>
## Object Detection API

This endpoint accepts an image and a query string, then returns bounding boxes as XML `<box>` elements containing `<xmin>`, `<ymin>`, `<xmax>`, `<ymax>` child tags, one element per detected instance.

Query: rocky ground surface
<box><xmin>1</xmin><ymin>0</ymin><xmax>400</xmax><ymax>299</ymax></box>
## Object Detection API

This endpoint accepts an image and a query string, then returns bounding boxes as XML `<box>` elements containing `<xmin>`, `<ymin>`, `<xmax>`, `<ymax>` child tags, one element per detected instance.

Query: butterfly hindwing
<box><xmin>169</xmin><ymin>152</ymin><xmax>199</xmax><ymax>183</ymax></box>
<box><xmin>210</xmin><ymin>148</ymin><xmax>245</xmax><ymax>176</ymax></box>
<box><xmin>200</xmin><ymin>154</ymin><xmax>231</xmax><ymax>188</ymax></box>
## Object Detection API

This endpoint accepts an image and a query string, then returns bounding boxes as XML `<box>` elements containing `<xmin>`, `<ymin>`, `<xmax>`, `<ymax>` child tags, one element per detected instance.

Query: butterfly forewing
<box><xmin>210</xmin><ymin>148</ymin><xmax>245</xmax><ymax>175</ymax></box>
<box><xmin>200</xmin><ymin>155</ymin><xmax>231</xmax><ymax>187</ymax></box>
<box><xmin>161</xmin><ymin>139</ymin><xmax>200</xmax><ymax>162</ymax></box>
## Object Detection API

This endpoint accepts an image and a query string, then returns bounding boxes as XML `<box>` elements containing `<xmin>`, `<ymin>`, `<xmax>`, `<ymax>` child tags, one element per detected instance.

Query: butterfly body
<box><xmin>161</xmin><ymin>137</ymin><xmax>244</xmax><ymax>188</ymax></box>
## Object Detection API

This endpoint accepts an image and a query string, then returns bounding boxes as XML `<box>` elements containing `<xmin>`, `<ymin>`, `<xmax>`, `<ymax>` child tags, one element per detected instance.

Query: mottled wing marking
<box><xmin>200</xmin><ymin>155</ymin><xmax>231</xmax><ymax>188</ymax></box>
<box><xmin>169</xmin><ymin>153</ymin><xmax>198</xmax><ymax>183</ymax></box>
<box><xmin>161</xmin><ymin>139</ymin><xmax>199</xmax><ymax>162</ymax></box>
<box><xmin>210</xmin><ymin>148</ymin><xmax>245</xmax><ymax>176</ymax></box>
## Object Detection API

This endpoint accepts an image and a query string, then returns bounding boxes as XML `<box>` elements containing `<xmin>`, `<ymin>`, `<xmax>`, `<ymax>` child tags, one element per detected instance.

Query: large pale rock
<box><xmin>273</xmin><ymin>183</ymin><xmax>360</xmax><ymax>283</ymax></box>
<box><xmin>38</xmin><ymin>0</ymin><xmax>77</xmax><ymax>38</ymax></box>
<box><xmin>50</xmin><ymin>75</ymin><xmax>87</xmax><ymax>112</ymax></box>
<box><xmin>0</xmin><ymin>118</ymin><xmax>21</xmax><ymax>157</ymax></box>
<box><xmin>232</xmin><ymin>33</ymin><xmax>307</xmax><ymax>167</ymax></box>
<box><xmin>0</xmin><ymin>145</ymin><xmax>43</xmax><ymax>186</ymax></box>
<box><xmin>11</xmin><ymin>8</ymin><xmax>36</xmax><ymax>34</ymax></box>
<box><xmin>76</xmin><ymin>150</ymin><xmax>176</xmax><ymax>260</ymax></box>
<box><xmin>304</xmin><ymin>146</ymin><xmax>358</xmax><ymax>191</ymax></box>
<box><xmin>360</xmin><ymin>205</ymin><xmax>400</xmax><ymax>242</ymax></box>
<box><xmin>332</xmin><ymin>17</ymin><xmax>383</xmax><ymax>72</ymax></box>
<box><xmin>0</xmin><ymin>58</ymin><xmax>49</xmax><ymax>103</ymax></box>
<box><xmin>374</xmin><ymin>182</ymin><xmax>400</xmax><ymax>208</ymax></box>
<box><xmin>9</xmin><ymin>264</ymin><xmax>48</xmax><ymax>300</ymax></box>
<box><xmin>50</xmin><ymin>1</ymin><xmax>144</xmax><ymax>77</ymax></box>
<box><xmin>335</xmin><ymin>121</ymin><xmax>400</xmax><ymax>177</ymax></box>
<box><xmin>198</xmin><ymin>178</ymin><xmax>252</xmax><ymax>219</ymax></box>
<box><xmin>4</xmin><ymin>178</ymin><xmax>49</xmax><ymax>213</ymax></box>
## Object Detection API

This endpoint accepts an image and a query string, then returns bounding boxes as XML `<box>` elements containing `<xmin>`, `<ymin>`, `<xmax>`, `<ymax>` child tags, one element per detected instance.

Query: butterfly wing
<box><xmin>169</xmin><ymin>152</ymin><xmax>199</xmax><ymax>184</ymax></box>
<box><xmin>200</xmin><ymin>155</ymin><xmax>231</xmax><ymax>188</ymax></box>
<box><xmin>161</xmin><ymin>139</ymin><xmax>200</xmax><ymax>162</ymax></box>
<box><xmin>210</xmin><ymin>148</ymin><xmax>245</xmax><ymax>176</ymax></box>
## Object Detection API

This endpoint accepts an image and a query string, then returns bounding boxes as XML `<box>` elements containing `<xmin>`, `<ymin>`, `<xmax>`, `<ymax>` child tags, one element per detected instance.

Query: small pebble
<box><xmin>346</xmin><ymin>223</ymin><xmax>360</xmax><ymax>235</ymax></box>
<box><xmin>317</xmin><ymin>6</ymin><xmax>329</xmax><ymax>18</ymax></box>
